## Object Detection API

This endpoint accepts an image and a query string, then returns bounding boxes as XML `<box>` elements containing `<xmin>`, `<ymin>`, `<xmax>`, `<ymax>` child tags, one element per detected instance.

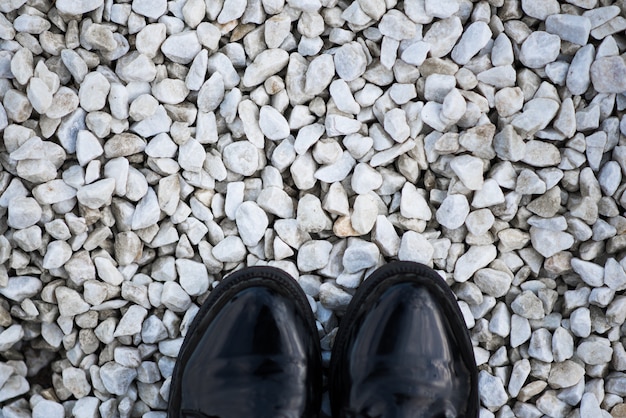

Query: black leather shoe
<box><xmin>330</xmin><ymin>261</ymin><xmax>479</xmax><ymax>418</ymax></box>
<box><xmin>168</xmin><ymin>266</ymin><xmax>322</xmax><ymax>418</ymax></box>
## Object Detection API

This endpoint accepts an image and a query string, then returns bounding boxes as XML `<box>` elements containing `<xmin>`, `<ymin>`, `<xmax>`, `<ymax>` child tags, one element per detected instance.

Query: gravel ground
<box><xmin>1</xmin><ymin>0</ymin><xmax>626</xmax><ymax>417</ymax></box>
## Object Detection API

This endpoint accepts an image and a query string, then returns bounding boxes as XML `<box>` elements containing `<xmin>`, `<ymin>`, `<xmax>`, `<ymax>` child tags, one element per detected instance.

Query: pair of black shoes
<box><xmin>167</xmin><ymin>261</ymin><xmax>479</xmax><ymax>418</ymax></box>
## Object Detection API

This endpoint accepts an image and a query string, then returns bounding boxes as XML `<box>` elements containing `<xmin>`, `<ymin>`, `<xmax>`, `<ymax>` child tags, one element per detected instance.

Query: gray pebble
<box><xmin>99</xmin><ymin>361</ymin><xmax>137</xmax><ymax>396</ymax></box>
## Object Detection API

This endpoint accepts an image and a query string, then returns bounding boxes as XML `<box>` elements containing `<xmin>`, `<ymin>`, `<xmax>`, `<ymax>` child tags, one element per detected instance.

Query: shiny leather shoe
<box><xmin>330</xmin><ymin>261</ymin><xmax>479</xmax><ymax>418</ymax></box>
<box><xmin>168</xmin><ymin>266</ymin><xmax>322</xmax><ymax>418</ymax></box>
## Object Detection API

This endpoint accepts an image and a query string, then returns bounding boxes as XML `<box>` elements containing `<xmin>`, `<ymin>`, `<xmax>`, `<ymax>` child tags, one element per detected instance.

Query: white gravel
<box><xmin>0</xmin><ymin>0</ymin><xmax>626</xmax><ymax>417</ymax></box>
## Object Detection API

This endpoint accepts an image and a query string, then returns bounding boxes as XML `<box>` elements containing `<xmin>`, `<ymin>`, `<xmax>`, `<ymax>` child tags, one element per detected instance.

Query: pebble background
<box><xmin>1</xmin><ymin>0</ymin><xmax>626</xmax><ymax>416</ymax></box>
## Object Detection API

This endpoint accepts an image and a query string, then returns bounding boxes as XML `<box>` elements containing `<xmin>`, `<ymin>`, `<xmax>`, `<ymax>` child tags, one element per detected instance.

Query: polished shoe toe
<box><xmin>330</xmin><ymin>261</ymin><xmax>479</xmax><ymax>418</ymax></box>
<box><xmin>168</xmin><ymin>267</ymin><xmax>322</xmax><ymax>418</ymax></box>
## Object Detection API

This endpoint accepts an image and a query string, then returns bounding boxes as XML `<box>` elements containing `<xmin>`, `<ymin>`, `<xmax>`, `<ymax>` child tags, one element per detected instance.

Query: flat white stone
<box><xmin>152</xmin><ymin>79</ymin><xmax>189</xmax><ymax>105</ymax></box>
<box><xmin>322</xmin><ymin>182</ymin><xmax>350</xmax><ymax>216</ymax></box>
<box><xmin>297</xmin><ymin>240</ymin><xmax>333</xmax><ymax>272</ymax></box>
<box><xmin>400</xmin><ymin>41</ymin><xmax>430</xmax><ymax>67</ymax></box>
<box><xmin>61</xmin><ymin>49</ymin><xmax>88</xmax><ymax>83</ymax></box>
<box><xmin>420</xmin><ymin>102</ymin><xmax>448</xmax><ymax>131</ymax></box>
<box><xmin>7</xmin><ymin>197</ymin><xmax>41</xmax><ymax>229</ymax></box>
<box><xmin>94</xmin><ymin>257</ymin><xmax>124</xmax><ymax>286</ymax></box>
<box><xmin>43</xmin><ymin>241</ymin><xmax>73</xmax><ymax>269</ymax></box>
<box><xmin>580</xmin><ymin>393</ymin><xmax>603</xmax><ymax>417</ymax></box>
<box><xmin>398</xmin><ymin>231</ymin><xmax>434</xmax><ymax>265</ymax></box>
<box><xmin>265</xmin><ymin>14</ymin><xmax>291</xmax><ymax>49</ymax></box>
<box><xmin>477</xmin><ymin>66</ymin><xmax>516</xmax><ymax>88</ymax></box>
<box><xmin>576</xmin><ymin>340</ymin><xmax>613</xmax><ymax>365</ymax></box>
<box><xmin>334</xmin><ymin>42</ymin><xmax>367</xmax><ymax>82</ymax></box>
<box><xmin>453</xmin><ymin>245</ymin><xmax>497</xmax><ymax>282</ymax></box>
<box><xmin>314</xmin><ymin>151</ymin><xmax>356</xmax><ymax>183</ymax></box>
<box><xmin>238</xmin><ymin>100</ymin><xmax>264</xmax><ymax>148</ymax></box>
<box><xmin>79</xmin><ymin>72</ymin><xmax>110</xmax><ymax>112</ymax></box>
<box><xmin>528</xmin><ymin>328</ymin><xmax>553</xmax><ymax>363</ymax></box>
<box><xmin>26</xmin><ymin>77</ymin><xmax>52</xmax><ymax>114</ymax></box>
<box><xmin>389</xmin><ymin>84</ymin><xmax>417</xmax><ymax>106</ymax></box>
<box><xmin>191</xmin><ymin>23</ymin><xmax>218</xmax><ymax>52</ymax></box>
<box><xmin>379</xmin><ymin>10</ymin><xmax>416</xmax><ymax>40</ymax></box>
<box><xmin>383</xmin><ymin>108</ymin><xmax>410</xmax><ymax>143</ymax></box>
<box><xmin>259</xmin><ymin>105</ymin><xmax>290</xmax><ymax>140</ymax></box>
<box><xmin>571</xmin><ymin>258</ymin><xmax>604</xmax><ymax>287</ymax></box>
<box><xmin>223</xmin><ymin>141</ymin><xmax>259</xmax><ymax>176</ymax></box>
<box><xmin>294</xmin><ymin>123</ymin><xmax>325</xmax><ymax>154</ymax></box>
<box><xmin>605</xmin><ymin>258</ymin><xmax>626</xmax><ymax>291</ymax></box>
<box><xmin>218</xmin><ymin>0</ymin><xmax>247</xmax><ymax>23</ymax></box>
<box><xmin>312</xmin><ymin>141</ymin><xmax>342</xmax><ymax>165</ymax></box>
<box><xmin>424</xmin><ymin>74</ymin><xmax>456</xmax><ymax>103</ymax></box>
<box><xmin>55</xmin><ymin>286</ymin><xmax>90</xmax><ymax>316</ymax></box>
<box><xmin>530</xmin><ymin>227</ymin><xmax>574</xmax><ymax>258</ymax></box>
<box><xmin>132</xmin><ymin>0</ymin><xmax>167</xmax><ymax>19</ymax></box>
<box><xmin>591</xmin><ymin>56</ymin><xmax>626</xmax><ymax>93</ymax></box>
<box><xmin>436</xmin><ymin>194</ymin><xmax>469</xmax><ymax>230</ymax></box>
<box><xmin>297</xmin><ymin>194</ymin><xmax>332</xmax><ymax>233</ymax></box>
<box><xmin>257</xmin><ymin>187</ymin><xmax>294</xmax><ymax>218</ymax></box>
<box><xmin>478</xmin><ymin>371</ymin><xmax>508</xmax><ymax>409</ymax></box>
<box><xmin>0</xmin><ymin>325</ymin><xmax>23</xmax><ymax>351</ymax></box>
<box><xmin>351</xmin><ymin>194</ymin><xmax>378</xmax><ymax>235</ymax></box>
<box><xmin>304</xmin><ymin>54</ymin><xmax>335</xmax><ymax>96</ymax></box>
<box><xmin>176</xmin><ymin>259</ymin><xmax>210</xmax><ymax>296</ymax></box>
<box><xmin>552</xmin><ymin>327</ymin><xmax>574</xmax><ymax>362</ymax></box>
<box><xmin>491</xmin><ymin>33</ymin><xmax>514</xmax><ymax>66</ymax></box>
<box><xmin>114</xmin><ymin>305</ymin><xmax>147</xmax><ymax>337</ymax></box>
<box><xmin>352</xmin><ymin>163</ymin><xmax>382</xmax><ymax>195</ymax></box>
<box><xmin>400</xmin><ymin>183</ymin><xmax>432</xmax><ymax>220</ymax></box>
<box><xmin>451</xmin><ymin>22</ymin><xmax>492</xmax><ymax>65</ymax></box>
<box><xmin>343</xmin><ymin>238</ymin><xmax>380</xmax><ymax>273</ymax></box>
<box><xmin>207</xmin><ymin>53</ymin><xmax>240</xmax><ymax>89</ymax></box>
<box><xmin>131</xmin><ymin>105</ymin><xmax>172</xmax><ymax>137</ymax></box>
<box><xmin>176</xmin><ymin>137</ymin><xmax>205</xmax><ymax>173</ymax></box>
<box><xmin>4</xmin><ymin>89</ymin><xmax>32</xmax><ymax>122</ymax></box>
<box><xmin>441</xmin><ymin>89</ymin><xmax>466</xmax><ymax>124</ymax></box>
<box><xmin>134</xmin><ymin>24</ymin><xmax>167</xmax><ymax>60</ymax></box>
<box><xmin>513</xmin><ymin>99</ymin><xmax>561</xmax><ymax>138</ymax></box>
<box><xmin>325</xmin><ymin>115</ymin><xmax>362</xmax><ymax>137</ymax></box>
<box><xmin>56</xmin><ymin>0</ymin><xmax>104</xmax><ymax>14</ymax></box>
<box><xmin>372</xmin><ymin>215</ymin><xmax>400</xmax><ymax>257</ymax></box>
<box><xmin>33</xmin><ymin>400</ymin><xmax>64</xmax><ymax>418</ymax></box>
<box><xmin>242</xmin><ymin>49</ymin><xmax>290</xmax><ymax>87</ymax></box>
<box><xmin>329</xmin><ymin>80</ymin><xmax>360</xmax><ymax>115</ymax></box>
<box><xmin>450</xmin><ymin>155</ymin><xmax>483</xmax><ymax>190</ymax></box>
<box><xmin>75</xmin><ymin>130</ymin><xmax>103</xmax><ymax>166</ymax></box>
<box><xmin>356</xmin><ymin>0</ymin><xmax>385</xmax><ymax>20</ymax></box>
<box><xmin>567</xmin><ymin>47</ymin><xmax>595</xmax><ymax>98</ymax></box>
<box><xmin>99</xmin><ymin>362</ymin><xmax>138</xmax><ymax>396</ymax></box>
<box><xmin>212</xmin><ymin>236</ymin><xmax>247</xmax><ymax>262</ymax></box>
<box><xmin>424</xmin><ymin>17</ymin><xmax>463</xmax><ymax>58</ymax></box>
<box><xmin>465</xmin><ymin>209</ymin><xmax>494</xmax><ymax>235</ymax></box>
<box><xmin>319</xmin><ymin>282</ymin><xmax>352</xmax><ymax>309</ymax></box>
<box><xmin>132</xmin><ymin>188</ymin><xmax>160</xmax><ymax>230</ymax></box>
<box><xmin>161</xmin><ymin>31</ymin><xmax>202</xmax><ymax>64</ymax></box>
<box><xmin>546</xmin><ymin>14</ymin><xmax>591</xmax><ymax>45</ymax></box>
<box><xmin>521</xmin><ymin>0</ymin><xmax>560</xmax><ymax>20</ymax></box>
<box><xmin>0</xmin><ymin>375</ymin><xmax>29</xmax><ymax>403</ymax></box>
<box><xmin>236</xmin><ymin>201</ymin><xmax>269</xmax><ymax>246</ymax></box>
<box><xmin>77</xmin><ymin>178</ymin><xmax>115</xmax><ymax>209</ymax></box>
<box><xmin>424</xmin><ymin>0</ymin><xmax>459</xmax><ymax>18</ymax></box>
<box><xmin>510</xmin><ymin>315</ymin><xmax>531</xmax><ymax>348</ymax></box>
<box><xmin>0</xmin><ymin>276</ymin><xmax>42</xmax><ymax>302</ymax></box>
<box><xmin>197</xmin><ymin>73</ymin><xmax>224</xmax><ymax>113</ymax></box>
<box><xmin>511</xmin><ymin>290</ymin><xmax>545</xmax><ymax>319</ymax></box>
<box><xmin>519</xmin><ymin>32</ymin><xmax>561</xmax><ymax>69</ymax></box>
<box><xmin>62</xmin><ymin>368</ymin><xmax>90</xmax><ymax>399</ymax></box>
<box><xmin>508</xmin><ymin>359</ymin><xmax>531</xmax><ymax>397</ymax></box>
